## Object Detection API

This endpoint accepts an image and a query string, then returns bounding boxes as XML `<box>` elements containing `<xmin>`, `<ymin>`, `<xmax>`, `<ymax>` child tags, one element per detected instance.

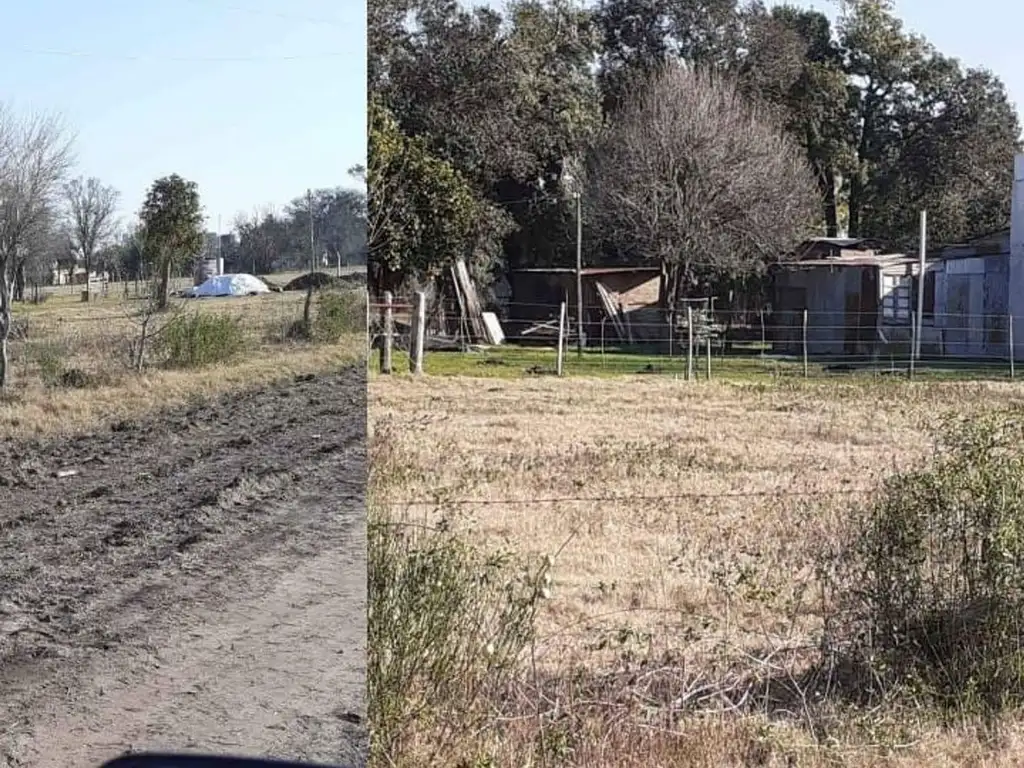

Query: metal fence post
<box><xmin>909</xmin><ymin>310</ymin><xmax>916</xmax><ymax>379</ymax></box>
<box><xmin>556</xmin><ymin>301</ymin><xmax>566</xmax><ymax>376</ymax></box>
<box><xmin>410</xmin><ymin>291</ymin><xmax>426</xmax><ymax>374</ymax></box>
<box><xmin>1011</xmin><ymin>314</ymin><xmax>1016</xmax><ymax>379</ymax></box>
<box><xmin>706</xmin><ymin>332</ymin><xmax>711</xmax><ymax>380</ymax></box>
<box><xmin>686</xmin><ymin>305</ymin><xmax>694</xmax><ymax>381</ymax></box>
<box><xmin>802</xmin><ymin>309</ymin><xmax>809</xmax><ymax>378</ymax></box>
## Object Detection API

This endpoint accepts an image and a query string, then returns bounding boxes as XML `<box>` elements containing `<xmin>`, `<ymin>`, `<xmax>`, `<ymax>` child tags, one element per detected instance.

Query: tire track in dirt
<box><xmin>0</xmin><ymin>365</ymin><xmax>366</xmax><ymax>767</ymax></box>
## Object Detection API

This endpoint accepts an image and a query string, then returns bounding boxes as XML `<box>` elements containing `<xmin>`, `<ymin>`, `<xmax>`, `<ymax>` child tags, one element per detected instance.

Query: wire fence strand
<box><xmin>374</xmin><ymin>487</ymin><xmax>877</xmax><ymax>508</ymax></box>
<box><xmin>370</xmin><ymin>295</ymin><xmax>1024</xmax><ymax>379</ymax></box>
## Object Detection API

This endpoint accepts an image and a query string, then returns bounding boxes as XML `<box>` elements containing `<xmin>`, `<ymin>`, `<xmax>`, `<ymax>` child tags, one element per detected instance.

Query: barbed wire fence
<box><xmin>372</xmin><ymin>486</ymin><xmax>876</xmax><ymax>509</ymax></box>
<box><xmin>370</xmin><ymin>291</ymin><xmax>1024</xmax><ymax>380</ymax></box>
<box><xmin>7</xmin><ymin>292</ymin><xmax>328</xmax><ymax>386</ymax></box>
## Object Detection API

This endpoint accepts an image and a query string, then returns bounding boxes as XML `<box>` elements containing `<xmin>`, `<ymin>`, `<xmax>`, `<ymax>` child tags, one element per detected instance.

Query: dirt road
<box><xmin>0</xmin><ymin>366</ymin><xmax>366</xmax><ymax>767</ymax></box>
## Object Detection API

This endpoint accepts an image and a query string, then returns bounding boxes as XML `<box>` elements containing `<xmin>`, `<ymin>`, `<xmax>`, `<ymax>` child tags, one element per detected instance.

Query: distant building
<box><xmin>770</xmin><ymin>229</ymin><xmax>1012</xmax><ymax>360</ymax></box>
<box><xmin>50</xmin><ymin>264</ymin><xmax>109</xmax><ymax>286</ymax></box>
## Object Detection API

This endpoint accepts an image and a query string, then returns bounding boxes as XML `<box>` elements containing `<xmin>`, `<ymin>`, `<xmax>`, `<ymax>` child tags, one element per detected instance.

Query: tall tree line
<box><xmin>231</xmin><ymin>186</ymin><xmax>367</xmax><ymax>275</ymax></box>
<box><xmin>369</xmin><ymin>0</ymin><xmax>1022</xmax><ymax>294</ymax></box>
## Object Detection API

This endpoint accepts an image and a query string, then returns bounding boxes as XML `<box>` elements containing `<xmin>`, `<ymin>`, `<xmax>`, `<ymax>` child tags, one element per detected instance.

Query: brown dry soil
<box><xmin>0</xmin><ymin>366</ymin><xmax>366</xmax><ymax>768</ymax></box>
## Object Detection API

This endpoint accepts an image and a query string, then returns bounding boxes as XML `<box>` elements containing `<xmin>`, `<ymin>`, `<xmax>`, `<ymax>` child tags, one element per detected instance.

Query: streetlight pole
<box><xmin>575</xmin><ymin>191</ymin><xmax>584</xmax><ymax>357</ymax></box>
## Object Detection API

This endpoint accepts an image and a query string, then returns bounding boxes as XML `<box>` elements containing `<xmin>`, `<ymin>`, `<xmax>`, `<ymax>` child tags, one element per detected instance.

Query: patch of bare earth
<box><xmin>370</xmin><ymin>374</ymin><xmax>1024</xmax><ymax>767</ymax></box>
<box><xmin>0</xmin><ymin>366</ymin><xmax>366</xmax><ymax>768</ymax></box>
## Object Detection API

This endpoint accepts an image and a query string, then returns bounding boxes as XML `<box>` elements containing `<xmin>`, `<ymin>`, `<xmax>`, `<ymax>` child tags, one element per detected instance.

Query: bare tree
<box><xmin>122</xmin><ymin>225</ymin><xmax>178</xmax><ymax>371</ymax></box>
<box><xmin>587</xmin><ymin>66</ymin><xmax>819</xmax><ymax>328</ymax></box>
<box><xmin>64</xmin><ymin>176</ymin><xmax>119</xmax><ymax>300</ymax></box>
<box><xmin>0</xmin><ymin>107</ymin><xmax>75</xmax><ymax>387</ymax></box>
<box><xmin>19</xmin><ymin>215</ymin><xmax>64</xmax><ymax>302</ymax></box>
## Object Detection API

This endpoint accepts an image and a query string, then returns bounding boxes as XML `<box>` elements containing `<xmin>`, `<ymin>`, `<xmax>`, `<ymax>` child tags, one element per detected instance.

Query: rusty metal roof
<box><xmin>511</xmin><ymin>266</ymin><xmax>661</xmax><ymax>276</ymax></box>
<box><xmin>774</xmin><ymin>252</ymin><xmax>915</xmax><ymax>269</ymax></box>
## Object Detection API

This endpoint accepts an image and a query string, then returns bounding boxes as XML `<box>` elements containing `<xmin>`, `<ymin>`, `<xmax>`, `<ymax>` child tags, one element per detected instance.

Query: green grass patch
<box><xmin>370</xmin><ymin>344</ymin><xmax>1020</xmax><ymax>383</ymax></box>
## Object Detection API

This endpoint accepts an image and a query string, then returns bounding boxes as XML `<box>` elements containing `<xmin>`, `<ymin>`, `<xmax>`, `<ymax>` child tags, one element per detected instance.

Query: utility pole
<box><xmin>308</xmin><ymin>188</ymin><xmax>315</xmax><ymax>274</ymax></box>
<box><xmin>575</xmin><ymin>191</ymin><xmax>584</xmax><ymax>357</ymax></box>
<box><xmin>302</xmin><ymin>188</ymin><xmax>316</xmax><ymax>331</ymax></box>
<box><xmin>914</xmin><ymin>210</ymin><xmax>927</xmax><ymax>361</ymax></box>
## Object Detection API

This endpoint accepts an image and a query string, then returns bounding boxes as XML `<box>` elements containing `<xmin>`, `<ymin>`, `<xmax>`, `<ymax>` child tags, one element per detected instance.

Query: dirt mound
<box><xmin>0</xmin><ymin>367</ymin><xmax>367</xmax><ymax>766</ymax></box>
<box><xmin>284</xmin><ymin>272</ymin><xmax>343</xmax><ymax>291</ymax></box>
<box><xmin>284</xmin><ymin>271</ymin><xmax>366</xmax><ymax>292</ymax></box>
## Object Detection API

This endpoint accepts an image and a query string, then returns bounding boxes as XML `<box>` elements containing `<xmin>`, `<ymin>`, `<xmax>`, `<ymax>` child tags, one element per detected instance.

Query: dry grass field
<box><xmin>2</xmin><ymin>277</ymin><xmax>365</xmax><ymax>438</ymax></box>
<box><xmin>370</xmin><ymin>373</ymin><xmax>1024</xmax><ymax>767</ymax></box>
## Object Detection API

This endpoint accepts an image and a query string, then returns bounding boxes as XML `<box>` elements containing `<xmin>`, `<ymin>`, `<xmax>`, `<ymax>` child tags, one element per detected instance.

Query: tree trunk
<box><xmin>848</xmin><ymin>175</ymin><xmax>863</xmax><ymax>237</ymax></box>
<box><xmin>85</xmin><ymin>254</ymin><xmax>92</xmax><ymax>301</ymax></box>
<box><xmin>157</xmin><ymin>257</ymin><xmax>172</xmax><ymax>310</ymax></box>
<box><xmin>13</xmin><ymin>262</ymin><xmax>25</xmax><ymax>303</ymax></box>
<box><xmin>0</xmin><ymin>332</ymin><xmax>7</xmax><ymax>389</ymax></box>
<box><xmin>0</xmin><ymin>265</ymin><xmax>12</xmax><ymax>389</ymax></box>
<box><xmin>822</xmin><ymin>167</ymin><xmax>839</xmax><ymax>238</ymax></box>
<box><xmin>660</xmin><ymin>261</ymin><xmax>681</xmax><ymax>357</ymax></box>
<box><xmin>302</xmin><ymin>283</ymin><xmax>315</xmax><ymax>336</ymax></box>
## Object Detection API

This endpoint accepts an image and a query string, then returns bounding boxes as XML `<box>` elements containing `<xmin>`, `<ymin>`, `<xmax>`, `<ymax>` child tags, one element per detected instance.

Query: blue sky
<box><xmin>0</xmin><ymin>0</ymin><xmax>365</xmax><ymax>234</ymax></box>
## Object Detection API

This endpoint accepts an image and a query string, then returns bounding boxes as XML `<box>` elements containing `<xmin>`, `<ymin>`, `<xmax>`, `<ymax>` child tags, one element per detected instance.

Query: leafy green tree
<box><xmin>738</xmin><ymin>4</ymin><xmax>852</xmax><ymax>236</ymax></box>
<box><xmin>497</xmin><ymin>0</ymin><xmax>604</xmax><ymax>268</ymax></box>
<box><xmin>368</xmin><ymin>96</ymin><xmax>511</xmax><ymax>293</ymax></box>
<box><xmin>138</xmin><ymin>174</ymin><xmax>204</xmax><ymax>309</ymax></box>
<box><xmin>374</xmin><ymin>0</ymin><xmax>602</xmax><ymax>272</ymax></box>
<box><xmin>837</xmin><ymin>0</ymin><xmax>1020</xmax><ymax>244</ymax></box>
<box><xmin>595</xmin><ymin>0</ymin><xmax>744</xmax><ymax>113</ymax></box>
<box><xmin>369</xmin><ymin>0</ymin><xmax>1021</xmax><ymax>292</ymax></box>
<box><xmin>286</xmin><ymin>188</ymin><xmax>367</xmax><ymax>269</ymax></box>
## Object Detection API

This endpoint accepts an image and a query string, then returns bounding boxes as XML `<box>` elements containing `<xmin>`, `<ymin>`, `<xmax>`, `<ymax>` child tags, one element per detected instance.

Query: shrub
<box><xmin>313</xmin><ymin>289</ymin><xmax>365</xmax><ymax>342</ymax></box>
<box><xmin>32</xmin><ymin>341</ymin><xmax>68</xmax><ymax>386</ymax></box>
<box><xmin>368</xmin><ymin>422</ymin><xmax>549</xmax><ymax>766</ymax></box>
<box><xmin>156</xmin><ymin>312</ymin><xmax>247</xmax><ymax>368</ymax></box>
<box><xmin>844</xmin><ymin>409</ymin><xmax>1024</xmax><ymax>713</ymax></box>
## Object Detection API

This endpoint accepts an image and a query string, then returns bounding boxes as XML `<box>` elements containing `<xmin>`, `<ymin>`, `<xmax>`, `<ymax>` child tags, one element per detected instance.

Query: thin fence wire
<box><xmin>6</xmin><ymin>291</ymin><xmax>342</xmax><ymax>385</ymax></box>
<box><xmin>370</xmin><ymin>296</ymin><xmax>1024</xmax><ymax>379</ymax></box>
<box><xmin>374</xmin><ymin>487</ymin><xmax>876</xmax><ymax>508</ymax></box>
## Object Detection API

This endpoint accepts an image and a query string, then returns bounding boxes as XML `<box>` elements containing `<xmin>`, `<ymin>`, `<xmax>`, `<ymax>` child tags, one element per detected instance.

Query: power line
<box><xmin>179</xmin><ymin>0</ymin><xmax>348</xmax><ymax>25</ymax></box>
<box><xmin>376</xmin><ymin>488</ymin><xmax>875</xmax><ymax>508</ymax></box>
<box><xmin>11</xmin><ymin>47</ymin><xmax>347</xmax><ymax>62</ymax></box>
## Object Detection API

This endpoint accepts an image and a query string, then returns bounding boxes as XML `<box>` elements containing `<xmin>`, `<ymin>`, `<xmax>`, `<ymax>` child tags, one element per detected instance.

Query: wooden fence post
<box><xmin>759</xmin><ymin>309</ymin><xmax>766</xmax><ymax>359</ymax></box>
<box><xmin>381</xmin><ymin>291</ymin><xmax>393</xmax><ymax>375</ymax></box>
<box><xmin>686</xmin><ymin>305</ymin><xmax>694</xmax><ymax>382</ymax></box>
<box><xmin>365</xmin><ymin>287</ymin><xmax>371</xmax><ymax>367</ymax></box>
<box><xmin>561</xmin><ymin>301</ymin><xmax>569</xmax><ymax>376</ymax></box>
<box><xmin>410</xmin><ymin>291</ymin><xmax>426</xmax><ymax>374</ymax></box>
<box><xmin>1011</xmin><ymin>314</ymin><xmax>1016</xmax><ymax>379</ymax></box>
<box><xmin>802</xmin><ymin>309</ymin><xmax>809</xmax><ymax>378</ymax></box>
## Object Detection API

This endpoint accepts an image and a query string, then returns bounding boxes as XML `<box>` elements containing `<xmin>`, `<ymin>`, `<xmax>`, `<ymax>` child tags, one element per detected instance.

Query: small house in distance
<box><xmin>504</xmin><ymin>266</ymin><xmax>662</xmax><ymax>343</ymax></box>
<box><xmin>770</xmin><ymin>229</ymin><xmax>1013</xmax><ymax>360</ymax></box>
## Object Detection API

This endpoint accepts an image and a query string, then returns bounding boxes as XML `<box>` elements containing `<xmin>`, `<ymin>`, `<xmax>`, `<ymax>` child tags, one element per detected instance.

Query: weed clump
<box><xmin>314</xmin><ymin>289</ymin><xmax>366</xmax><ymax>342</ymax></box>
<box><xmin>842</xmin><ymin>409</ymin><xmax>1024</xmax><ymax>713</ymax></box>
<box><xmin>157</xmin><ymin>312</ymin><xmax>247</xmax><ymax>368</ymax></box>
<box><xmin>368</xmin><ymin>421</ymin><xmax>550</xmax><ymax>767</ymax></box>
